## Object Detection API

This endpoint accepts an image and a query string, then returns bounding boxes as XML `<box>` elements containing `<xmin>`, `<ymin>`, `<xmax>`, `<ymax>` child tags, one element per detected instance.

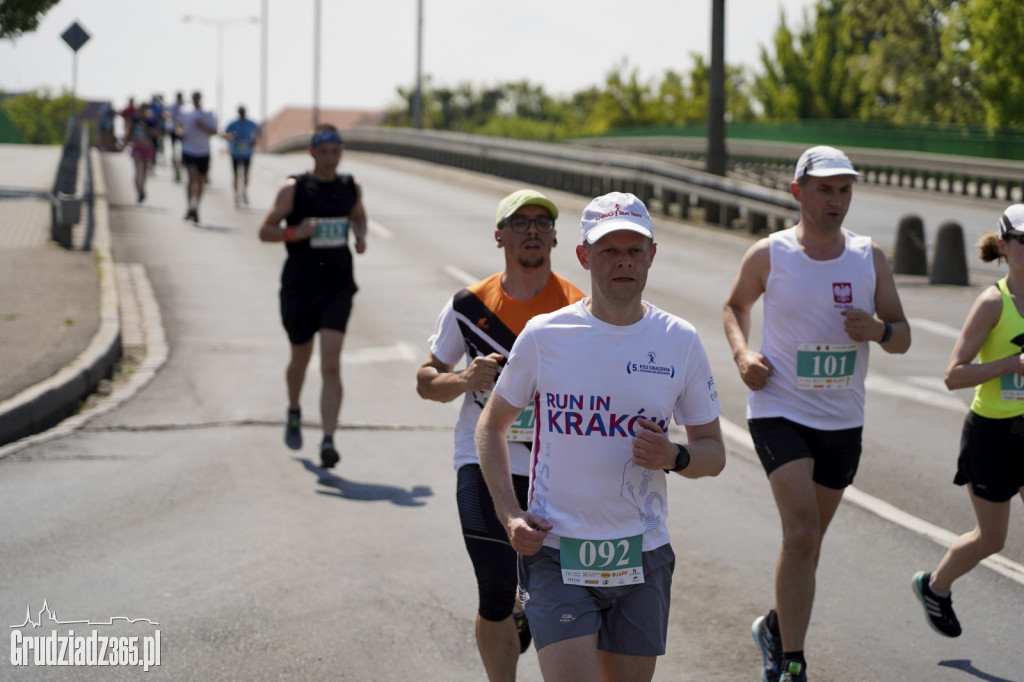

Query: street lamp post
<box><xmin>313</xmin><ymin>0</ymin><xmax>322</xmax><ymax>128</ymax></box>
<box><xmin>413</xmin><ymin>0</ymin><xmax>423</xmax><ymax>129</ymax></box>
<box><xmin>261</xmin><ymin>0</ymin><xmax>269</xmax><ymax>147</ymax></box>
<box><xmin>183</xmin><ymin>14</ymin><xmax>259</xmax><ymax>122</ymax></box>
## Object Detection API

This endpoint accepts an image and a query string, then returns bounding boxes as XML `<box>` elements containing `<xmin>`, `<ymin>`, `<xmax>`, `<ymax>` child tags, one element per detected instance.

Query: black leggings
<box><xmin>456</xmin><ymin>464</ymin><xmax>529</xmax><ymax>621</ymax></box>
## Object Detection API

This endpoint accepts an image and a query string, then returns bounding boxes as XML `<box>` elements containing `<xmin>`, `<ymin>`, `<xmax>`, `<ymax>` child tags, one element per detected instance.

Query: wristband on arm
<box><xmin>663</xmin><ymin>443</ymin><xmax>691</xmax><ymax>474</ymax></box>
<box><xmin>879</xmin><ymin>321</ymin><xmax>893</xmax><ymax>344</ymax></box>
<box><xmin>283</xmin><ymin>226</ymin><xmax>297</xmax><ymax>242</ymax></box>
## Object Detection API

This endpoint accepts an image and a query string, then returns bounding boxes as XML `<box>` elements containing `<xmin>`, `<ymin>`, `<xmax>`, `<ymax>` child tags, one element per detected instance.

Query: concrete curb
<box><xmin>0</xmin><ymin>148</ymin><xmax>122</xmax><ymax>446</ymax></box>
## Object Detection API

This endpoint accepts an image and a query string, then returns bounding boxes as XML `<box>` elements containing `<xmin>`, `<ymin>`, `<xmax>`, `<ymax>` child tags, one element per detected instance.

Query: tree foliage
<box><xmin>2</xmin><ymin>88</ymin><xmax>82</xmax><ymax>144</ymax></box>
<box><xmin>0</xmin><ymin>0</ymin><xmax>61</xmax><ymax>40</ymax></box>
<box><xmin>383</xmin><ymin>0</ymin><xmax>1018</xmax><ymax>140</ymax></box>
<box><xmin>386</xmin><ymin>55</ymin><xmax>755</xmax><ymax>140</ymax></box>
<box><xmin>956</xmin><ymin>0</ymin><xmax>1024</xmax><ymax>128</ymax></box>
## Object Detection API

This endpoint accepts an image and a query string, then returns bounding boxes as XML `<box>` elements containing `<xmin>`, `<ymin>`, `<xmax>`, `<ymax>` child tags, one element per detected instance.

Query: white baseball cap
<box><xmin>998</xmin><ymin>204</ymin><xmax>1024</xmax><ymax>237</ymax></box>
<box><xmin>793</xmin><ymin>145</ymin><xmax>861</xmax><ymax>181</ymax></box>
<box><xmin>580</xmin><ymin>192</ymin><xmax>654</xmax><ymax>244</ymax></box>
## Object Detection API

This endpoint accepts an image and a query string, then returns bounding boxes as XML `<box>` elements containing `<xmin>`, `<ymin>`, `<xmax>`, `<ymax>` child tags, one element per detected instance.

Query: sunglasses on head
<box><xmin>1004</xmin><ymin>231</ymin><xmax>1024</xmax><ymax>245</ymax></box>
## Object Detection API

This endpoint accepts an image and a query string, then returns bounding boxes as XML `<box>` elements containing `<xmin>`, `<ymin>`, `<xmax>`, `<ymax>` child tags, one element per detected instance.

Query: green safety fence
<box><xmin>603</xmin><ymin>120</ymin><xmax>1024</xmax><ymax>161</ymax></box>
<box><xmin>0</xmin><ymin>108</ymin><xmax>23</xmax><ymax>144</ymax></box>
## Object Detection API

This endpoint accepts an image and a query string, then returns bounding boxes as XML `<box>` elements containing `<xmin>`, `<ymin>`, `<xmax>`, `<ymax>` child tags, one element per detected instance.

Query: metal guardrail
<box><xmin>272</xmin><ymin>128</ymin><xmax>1023</xmax><ymax>232</ymax></box>
<box><xmin>273</xmin><ymin>128</ymin><xmax>801</xmax><ymax>234</ymax></box>
<box><xmin>575</xmin><ymin>136</ymin><xmax>1024</xmax><ymax>203</ymax></box>
<box><xmin>82</xmin><ymin>127</ymin><xmax>96</xmax><ymax>251</ymax></box>
<box><xmin>50</xmin><ymin>117</ymin><xmax>90</xmax><ymax>249</ymax></box>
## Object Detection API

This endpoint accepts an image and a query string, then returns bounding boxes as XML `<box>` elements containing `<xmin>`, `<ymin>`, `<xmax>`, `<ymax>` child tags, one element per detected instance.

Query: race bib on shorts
<box><xmin>796</xmin><ymin>343</ymin><xmax>857</xmax><ymax>390</ymax></box>
<box><xmin>560</xmin><ymin>535</ymin><xmax>644</xmax><ymax>587</ymax></box>
<box><xmin>310</xmin><ymin>217</ymin><xmax>349</xmax><ymax>249</ymax></box>
<box><xmin>999</xmin><ymin>373</ymin><xmax>1024</xmax><ymax>402</ymax></box>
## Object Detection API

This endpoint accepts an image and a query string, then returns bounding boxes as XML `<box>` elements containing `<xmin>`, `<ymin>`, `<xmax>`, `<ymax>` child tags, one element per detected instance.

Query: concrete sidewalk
<box><xmin>0</xmin><ymin>143</ymin><xmax>121</xmax><ymax>445</ymax></box>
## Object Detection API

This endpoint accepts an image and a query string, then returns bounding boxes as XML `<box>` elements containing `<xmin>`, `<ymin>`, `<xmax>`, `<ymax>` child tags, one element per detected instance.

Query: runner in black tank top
<box><xmin>258</xmin><ymin>125</ymin><xmax>368</xmax><ymax>469</ymax></box>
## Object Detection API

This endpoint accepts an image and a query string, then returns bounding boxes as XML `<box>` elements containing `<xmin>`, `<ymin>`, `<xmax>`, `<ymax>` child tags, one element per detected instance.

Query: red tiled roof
<box><xmin>262</xmin><ymin>107</ymin><xmax>386</xmax><ymax>151</ymax></box>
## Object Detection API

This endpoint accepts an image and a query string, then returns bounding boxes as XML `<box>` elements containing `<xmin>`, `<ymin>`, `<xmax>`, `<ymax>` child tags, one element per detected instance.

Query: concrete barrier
<box><xmin>893</xmin><ymin>214</ymin><xmax>927</xmax><ymax>275</ymax></box>
<box><xmin>929</xmin><ymin>220</ymin><xmax>969</xmax><ymax>285</ymax></box>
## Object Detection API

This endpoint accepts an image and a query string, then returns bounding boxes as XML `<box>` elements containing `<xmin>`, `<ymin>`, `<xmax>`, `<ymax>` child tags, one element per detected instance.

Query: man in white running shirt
<box><xmin>178</xmin><ymin>90</ymin><xmax>217</xmax><ymax>223</ymax></box>
<box><xmin>723</xmin><ymin>146</ymin><xmax>911</xmax><ymax>682</ymax></box>
<box><xmin>477</xmin><ymin>191</ymin><xmax>725</xmax><ymax>682</ymax></box>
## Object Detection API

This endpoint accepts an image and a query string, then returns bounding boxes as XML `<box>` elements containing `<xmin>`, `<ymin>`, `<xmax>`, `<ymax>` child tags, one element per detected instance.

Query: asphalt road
<box><xmin>1</xmin><ymin>147</ymin><xmax>1021</xmax><ymax>681</ymax></box>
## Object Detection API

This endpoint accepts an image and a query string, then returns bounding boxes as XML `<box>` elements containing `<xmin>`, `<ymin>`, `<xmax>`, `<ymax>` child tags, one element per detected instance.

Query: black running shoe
<box><xmin>752</xmin><ymin>614</ymin><xmax>782</xmax><ymax>682</ymax></box>
<box><xmin>513</xmin><ymin>610</ymin><xmax>532</xmax><ymax>654</ymax></box>
<box><xmin>284</xmin><ymin>410</ymin><xmax>302</xmax><ymax>450</ymax></box>
<box><xmin>320</xmin><ymin>437</ymin><xmax>340</xmax><ymax>468</ymax></box>
<box><xmin>912</xmin><ymin>571</ymin><xmax>962</xmax><ymax>637</ymax></box>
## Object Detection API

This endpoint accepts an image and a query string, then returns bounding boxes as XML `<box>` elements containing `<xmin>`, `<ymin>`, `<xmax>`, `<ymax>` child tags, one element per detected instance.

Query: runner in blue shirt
<box><xmin>224</xmin><ymin>105</ymin><xmax>261</xmax><ymax>206</ymax></box>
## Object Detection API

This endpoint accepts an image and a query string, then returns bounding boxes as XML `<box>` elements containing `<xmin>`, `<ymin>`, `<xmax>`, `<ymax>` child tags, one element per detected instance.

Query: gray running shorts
<box><xmin>517</xmin><ymin>543</ymin><xmax>674</xmax><ymax>656</ymax></box>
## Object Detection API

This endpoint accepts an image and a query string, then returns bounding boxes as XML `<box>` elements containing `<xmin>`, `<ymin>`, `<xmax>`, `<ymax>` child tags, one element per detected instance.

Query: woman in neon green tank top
<box><xmin>912</xmin><ymin>204</ymin><xmax>1024</xmax><ymax>639</ymax></box>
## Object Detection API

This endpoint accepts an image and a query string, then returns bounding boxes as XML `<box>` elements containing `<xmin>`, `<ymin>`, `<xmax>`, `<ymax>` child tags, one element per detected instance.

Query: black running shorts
<box><xmin>954</xmin><ymin>411</ymin><xmax>1024</xmax><ymax>502</ymax></box>
<box><xmin>231</xmin><ymin>156</ymin><xmax>252</xmax><ymax>174</ymax></box>
<box><xmin>279</xmin><ymin>287</ymin><xmax>354</xmax><ymax>345</ymax></box>
<box><xmin>182</xmin><ymin>152</ymin><xmax>210</xmax><ymax>176</ymax></box>
<box><xmin>748</xmin><ymin>416</ymin><xmax>862</xmax><ymax>489</ymax></box>
<box><xmin>456</xmin><ymin>463</ymin><xmax>529</xmax><ymax>622</ymax></box>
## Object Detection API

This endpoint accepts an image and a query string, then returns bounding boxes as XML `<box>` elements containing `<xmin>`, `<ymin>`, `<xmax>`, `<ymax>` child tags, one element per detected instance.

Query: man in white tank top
<box><xmin>723</xmin><ymin>146</ymin><xmax>911</xmax><ymax>682</ymax></box>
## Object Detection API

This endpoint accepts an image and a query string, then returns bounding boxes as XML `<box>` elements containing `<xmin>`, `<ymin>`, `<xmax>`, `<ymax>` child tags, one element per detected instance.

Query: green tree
<box><xmin>955</xmin><ymin>0</ymin><xmax>1024</xmax><ymax>128</ymax></box>
<box><xmin>0</xmin><ymin>0</ymin><xmax>60</xmax><ymax>39</ymax></box>
<box><xmin>2</xmin><ymin>88</ymin><xmax>82</xmax><ymax>144</ymax></box>
<box><xmin>845</xmin><ymin>0</ymin><xmax>980</xmax><ymax>124</ymax></box>
<box><xmin>753</xmin><ymin>1</ymin><xmax>865</xmax><ymax>119</ymax></box>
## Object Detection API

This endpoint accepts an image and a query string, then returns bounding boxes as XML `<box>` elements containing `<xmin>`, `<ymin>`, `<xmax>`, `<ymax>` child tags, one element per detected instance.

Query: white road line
<box><xmin>909</xmin><ymin>317</ymin><xmax>962</xmax><ymax>340</ymax></box>
<box><xmin>865</xmin><ymin>374</ymin><xmax>968</xmax><ymax>412</ymax></box>
<box><xmin>368</xmin><ymin>218</ymin><xmax>392</xmax><ymax>239</ymax></box>
<box><xmin>343</xmin><ymin>342</ymin><xmax>419</xmax><ymax>366</ymax></box>
<box><xmin>718</xmin><ymin>416</ymin><xmax>1024</xmax><ymax>586</ymax></box>
<box><xmin>442</xmin><ymin>265</ymin><xmax>477</xmax><ymax>287</ymax></box>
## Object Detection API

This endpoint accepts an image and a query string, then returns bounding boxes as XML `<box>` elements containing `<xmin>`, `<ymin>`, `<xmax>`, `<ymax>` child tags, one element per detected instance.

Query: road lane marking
<box><xmin>718</xmin><ymin>416</ymin><xmax>1024</xmax><ymax>586</ymax></box>
<box><xmin>443</xmin><ymin>265</ymin><xmax>477</xmax><ymax>287</ymax></box>
<box><xmin>344</xmin><ymin>342</ymin><xmax>418</xmax><ymax>365</ymax></box>
<box><xmin>865</xmin><ymin>374</ymin><xmax>968</xmax><ymax>412</ymax></box>
<box><xmin>909</xmin><ymin>317</ymin><xmax>962</xmax><ymax>340</ymax></box>
<box><xmin>368</xmin><ymin>218</ymin><xmax>392</xmax><ymax>239</ymax></box>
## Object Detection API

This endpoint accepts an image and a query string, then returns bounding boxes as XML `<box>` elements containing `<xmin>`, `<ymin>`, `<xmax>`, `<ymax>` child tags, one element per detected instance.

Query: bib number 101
<box><xmin>812</xmin><ymin>354</ymin><xmax>847</xmax><ymax>376</ymax></box>
<box><xmin>796</xmin><ymin>343</ymin><xmax>856</xmax><ymax>390</ymax></box>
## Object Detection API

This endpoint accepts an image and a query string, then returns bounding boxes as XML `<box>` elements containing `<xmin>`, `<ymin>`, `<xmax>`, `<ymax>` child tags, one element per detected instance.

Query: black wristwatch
<box><xmin>879</xmin><ymin>321</ymin><xmax>893</xmax><ymax>344</ymax></box>
<box><xmin>664</xmin><ymin>443</ymin><xmax>691</xmax><ymax>474</ymax></box>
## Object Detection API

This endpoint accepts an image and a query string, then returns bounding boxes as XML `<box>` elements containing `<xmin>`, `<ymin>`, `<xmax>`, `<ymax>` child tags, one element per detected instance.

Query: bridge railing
<box><xmin>575</xmin><ymin>136</ymin><xmax>1024</xmax><ymax>203</ymax></box>
<box><xmin>274</xmin><ymin>127</ymin><xmax>1022</xmax><ymax>231</ymax></box>
<box><xmin>273</xmin><ymin>127</ymin><xmax>800</xmax><ymax>234</ymax></box>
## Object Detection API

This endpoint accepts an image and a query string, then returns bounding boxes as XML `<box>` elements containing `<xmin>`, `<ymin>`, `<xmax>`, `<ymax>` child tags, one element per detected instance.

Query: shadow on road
<box><xmin>298</xmin><ymin>458</ymin><xmax>433</xmax><ymax>507</ymax></box>
<box><xmin>939</xmin><ymin>659</ymin><xmax>1020</xmax><ymax>682</ymax></box>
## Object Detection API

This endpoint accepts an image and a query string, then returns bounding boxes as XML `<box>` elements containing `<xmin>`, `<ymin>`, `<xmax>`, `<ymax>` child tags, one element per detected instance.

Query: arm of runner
<box><xmin>843</xmin><ymin>243</ymin><xmax>911</xmax><ymax>352</ymax></box>
<box><xmin>723</xmin><ymin>240</ymin><xmax>773</xmax><ymax>390</ymax></box>
<box><xmin>477</xmin><ymin>392</ymin><xmax>551</xmax><ymax>555</ymax></box>
<box><xmin>350</xmin><ymin>183</ymin><xmax>368</xmax><ymax>254</ymax></box>
<box><xmin>945</xmin><ymin>285</ymin><xmax>1022</xmax><ymax>389</ymax></box>
<box><xmin>416</xmin><ymin>352</ymin><xmax>503</xmax><ymax>403</ymax></box>
<box><xmin>681</xmin><ymin>418</ymin><xmax>726</xmax><ymax>478</ymax></box>
<box><xmin>258</xmin><ymin>180</ymin><xmax>311</xmax><ymax>242</ymax></box>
